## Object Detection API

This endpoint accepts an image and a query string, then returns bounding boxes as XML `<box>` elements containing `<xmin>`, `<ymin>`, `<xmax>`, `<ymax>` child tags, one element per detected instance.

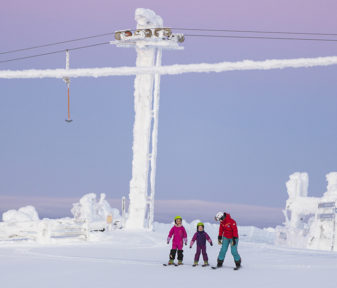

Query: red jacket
<box><xmin>218</xmin><ymin>213</ymin><xmax>239</xmax><ymax>239</ymax></box>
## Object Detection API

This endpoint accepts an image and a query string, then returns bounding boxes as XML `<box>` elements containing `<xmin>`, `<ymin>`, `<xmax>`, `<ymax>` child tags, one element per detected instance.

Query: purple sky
<box><xmin>0</xmin><ymin>0</ymin><xmax>336</xmax><ymax>226</ymax></box>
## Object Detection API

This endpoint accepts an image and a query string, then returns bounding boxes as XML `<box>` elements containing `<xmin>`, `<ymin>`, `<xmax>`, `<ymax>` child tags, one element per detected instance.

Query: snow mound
<box><xmin>2</xmin><ymin>205</ymin><xmax>39</xmax><ymax>223</ymax></box>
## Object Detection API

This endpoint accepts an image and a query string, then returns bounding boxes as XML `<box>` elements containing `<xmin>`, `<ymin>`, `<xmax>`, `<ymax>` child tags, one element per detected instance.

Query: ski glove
<box><xmin>218</xmin><ymin>236</ymin><xmax>222</xmax><ymax>245</ymax></box>
<box><xmin>210</xmin><ymin>242</ymin><xmax>213</xmax><ymax>246</ymax></box>
<box><xmin>231</xmin><ymin>237</ymin><xmax>238</xmax><ymax>246</ymax></box>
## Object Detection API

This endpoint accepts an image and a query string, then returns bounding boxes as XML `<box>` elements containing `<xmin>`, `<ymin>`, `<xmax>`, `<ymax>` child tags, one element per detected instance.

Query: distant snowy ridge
<box><xmin>1</xmin><ymin>56</ymin><xmax>337</xmax><ymax>79</ymax></box>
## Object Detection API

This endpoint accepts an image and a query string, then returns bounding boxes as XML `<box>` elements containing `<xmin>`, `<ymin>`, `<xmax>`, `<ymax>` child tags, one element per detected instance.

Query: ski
<box><xmin>212</xmin><ymin>266</ymin><xmax>240</xmax><ymax>270</ymax></box>
<box><xmin>163</xmin><ymin>263</ymin><xmax>178</xmax><ymax>266</ymax></box>
<box><xmin>202</xmin><ymin>264</ymin><xmax>209</xmax><ymax>267</ymax></box>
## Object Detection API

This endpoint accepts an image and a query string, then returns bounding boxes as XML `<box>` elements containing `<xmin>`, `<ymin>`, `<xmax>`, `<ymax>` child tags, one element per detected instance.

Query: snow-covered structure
<box><xmin>284</xmin><ymin>173</ymin><xmax>318</xmax><ymax>233</ymax></box>
<box><xmin>118</xmin><ymin>9</ymin><xmax>183</xmax><ymax>230</ymax></box>
<box><xmin>276</xmin><ymin>172</ymin><xmax>337</xmax><ymax>251</ymax></box>
<box><xmin>71</xmin><ymin>193</ymin><xmax>120</xmax><ymax>223</ymax></box>
<box><xmin>125</xmin><ymin>8</ymin><xmax>162</xmax><ymax>230</ymax></box>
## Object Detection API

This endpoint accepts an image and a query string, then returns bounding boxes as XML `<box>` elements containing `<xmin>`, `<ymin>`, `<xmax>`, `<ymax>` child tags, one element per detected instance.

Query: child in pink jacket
<box><xmin>167</xmin><ymin>216</ymin><xmax>187</xmax><ymax>265</ymax></box>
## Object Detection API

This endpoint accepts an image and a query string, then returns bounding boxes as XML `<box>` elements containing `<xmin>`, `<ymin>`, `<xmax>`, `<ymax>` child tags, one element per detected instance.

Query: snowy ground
<box><xmin>0</xmin><ymin>224</ymin><xmax>336</xmax><ymax>288</ymax></box>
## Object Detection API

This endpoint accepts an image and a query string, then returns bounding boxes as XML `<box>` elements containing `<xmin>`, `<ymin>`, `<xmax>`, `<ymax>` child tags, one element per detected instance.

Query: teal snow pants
<box><xmin>218</xmin><ymin>237</ymin><xmax>241</xmax><ymax>262</ymax></box>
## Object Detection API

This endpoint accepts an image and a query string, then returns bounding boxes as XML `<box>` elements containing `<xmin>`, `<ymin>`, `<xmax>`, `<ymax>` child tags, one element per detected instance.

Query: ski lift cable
<box><xmin>173</xmin><ymin>27</ymin><xmax>337</xmax><ymax>37</ymax></box>
<box><xmin>184</xmin><ymin>34</ymin><xmax>337</xmax><ymax>42</ymax></box>
<box><xmin>2</xmin><ymin>33</ymin><xmax>337</xmax><ymax>65</ymax></box>
<box><xmin>1</xmin><ymin>56</ymin><xmax>337</xmax><ymax>79</ymax></box>
<box><xmin>1</xmin><ymin>27</ymin><xmax>337</xmax><ymax>56</ymax></box>
<box><xmin>0</xmin><ymin>42</ymin><xmax>111</xmax><ymax>64</ymax></box>
<box><xmin>0</xmin><ymin>32</ymin><xmax>114</xmax><ymax>55</ymax></box>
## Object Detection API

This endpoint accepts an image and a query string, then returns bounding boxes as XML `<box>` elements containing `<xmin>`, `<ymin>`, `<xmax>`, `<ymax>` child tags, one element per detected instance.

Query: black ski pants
<box><xmin>170</xmin><ymin>249</ymin><xmax>183</xmax><ymax>261</ymax></box>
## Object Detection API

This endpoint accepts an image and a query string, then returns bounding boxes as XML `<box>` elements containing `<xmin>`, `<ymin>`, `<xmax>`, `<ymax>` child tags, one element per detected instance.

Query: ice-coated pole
<box><xmin>125</xmin><ymin>9</ymin><xmax>163</xmax><ymax>229</ymax></box>
<box><xmin>148</xmin><ymin>47</ymin><xmax>162</xmax><ymax>230</ymax></box>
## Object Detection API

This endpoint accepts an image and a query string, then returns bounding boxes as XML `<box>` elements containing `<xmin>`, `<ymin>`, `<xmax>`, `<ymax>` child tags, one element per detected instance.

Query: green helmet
<box><xmin>174</xmin><ymin>216</ymin><xmax>182</xmax><ymax>223</ymax></box>
<box><xmin>197</xmin><ymin>222</ymin><xmax>204</xmax><ymax>227</ymax></box>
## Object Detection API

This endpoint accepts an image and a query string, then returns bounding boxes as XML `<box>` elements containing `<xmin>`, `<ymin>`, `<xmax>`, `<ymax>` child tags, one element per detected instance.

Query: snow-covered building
<box><xmin>276</xmin><ymin>172</ymin><xmax>337</xmax><ymax>251</ymax></box>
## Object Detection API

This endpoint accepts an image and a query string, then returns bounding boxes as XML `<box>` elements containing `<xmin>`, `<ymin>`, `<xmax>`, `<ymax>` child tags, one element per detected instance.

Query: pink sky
<box><xmin>2</xmin><ymin>0</ymin><xmax>337</xmax><ymax>48</ymax></box>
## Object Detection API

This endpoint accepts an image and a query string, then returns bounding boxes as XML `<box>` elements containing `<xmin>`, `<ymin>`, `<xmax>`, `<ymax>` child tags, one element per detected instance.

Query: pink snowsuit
<box><xmin>167</xmin><ymin>225</ymin><xmax>187</xmax><ymax>250</ymax></box>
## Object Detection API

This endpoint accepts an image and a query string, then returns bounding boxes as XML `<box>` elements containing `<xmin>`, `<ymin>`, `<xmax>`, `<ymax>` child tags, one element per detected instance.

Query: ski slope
<box><xmin>0</xmin><ymin>224</ymin><xmax>336</xmax><ymax>288</ymax></box>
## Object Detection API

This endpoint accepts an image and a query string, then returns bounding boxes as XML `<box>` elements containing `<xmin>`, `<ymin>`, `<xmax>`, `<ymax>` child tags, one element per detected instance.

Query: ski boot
<box><xmin>178</xmin><ymin>260</ymin><xmax>183</xmax><ymax>265</ymax></box>
<box><xmin>217</xmin><ymin>259</ymin><xmax>224</xmax><ymax>268</ymax></box>
<box><xmin>202</xmin><ymin>261</ymin><xmax>209</xmax><ymax>267</ymax></box>
<box><xmin>168</xmin><ymin>259</ymin><xmax>175</xmax><ymax>265</ymax></box>
<box><xmin>192</xmin><ymin>261</ymin><xmax>198</xmax><ymax>267</ymax></box>
<box><xmin>234</xmin><ymin>259</ymin><xmax>241</xmax><ymax>270</ymax></box>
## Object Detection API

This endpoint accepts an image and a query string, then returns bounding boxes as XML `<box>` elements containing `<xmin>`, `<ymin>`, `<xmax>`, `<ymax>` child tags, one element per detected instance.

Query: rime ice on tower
<box><xmin>277</xmin><ymin>172</ymin><xmax>337</xmax><ymax>251</ymax></box>
<box><xmin>284</xmin><ymin>173</ymin><xmax>318</xmax><ymax>230</ymax></box>
<box><xmin>323</xmin><ymin>172</ymin><xmax>337</xmax><ymax>199</ymax></box>
<box><xmin>112</xmin><ymin>9</ymin><xmax>183</xmax><ymax>230</ymax></box>
<box><xmin>122</xmin><ymin>9</ymin><xmax>162</xmax><ymax>230</ymax></box>
<box><xmin>307</xmin><ymin>172</ymin><xmax>337</xmax><ymax>251</ymax></box>
<box><xmin>276</xmin><ymin>173</ymin><xmax>319</xmax><ymax>248</ymax></box>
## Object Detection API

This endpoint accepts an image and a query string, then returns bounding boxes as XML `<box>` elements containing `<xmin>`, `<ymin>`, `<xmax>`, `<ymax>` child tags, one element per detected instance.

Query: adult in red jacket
<box><xmin>215</xmin><ymin>212</ymin><xmax>241</xmax><ymax>269</ymax></box>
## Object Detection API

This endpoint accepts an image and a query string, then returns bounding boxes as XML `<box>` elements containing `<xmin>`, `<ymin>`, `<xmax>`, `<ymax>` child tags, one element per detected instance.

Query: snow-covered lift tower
<box><xmin>112</xmin><ymin>9</ymin><xmax>184</xmax><ymax>229</ymax></box>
